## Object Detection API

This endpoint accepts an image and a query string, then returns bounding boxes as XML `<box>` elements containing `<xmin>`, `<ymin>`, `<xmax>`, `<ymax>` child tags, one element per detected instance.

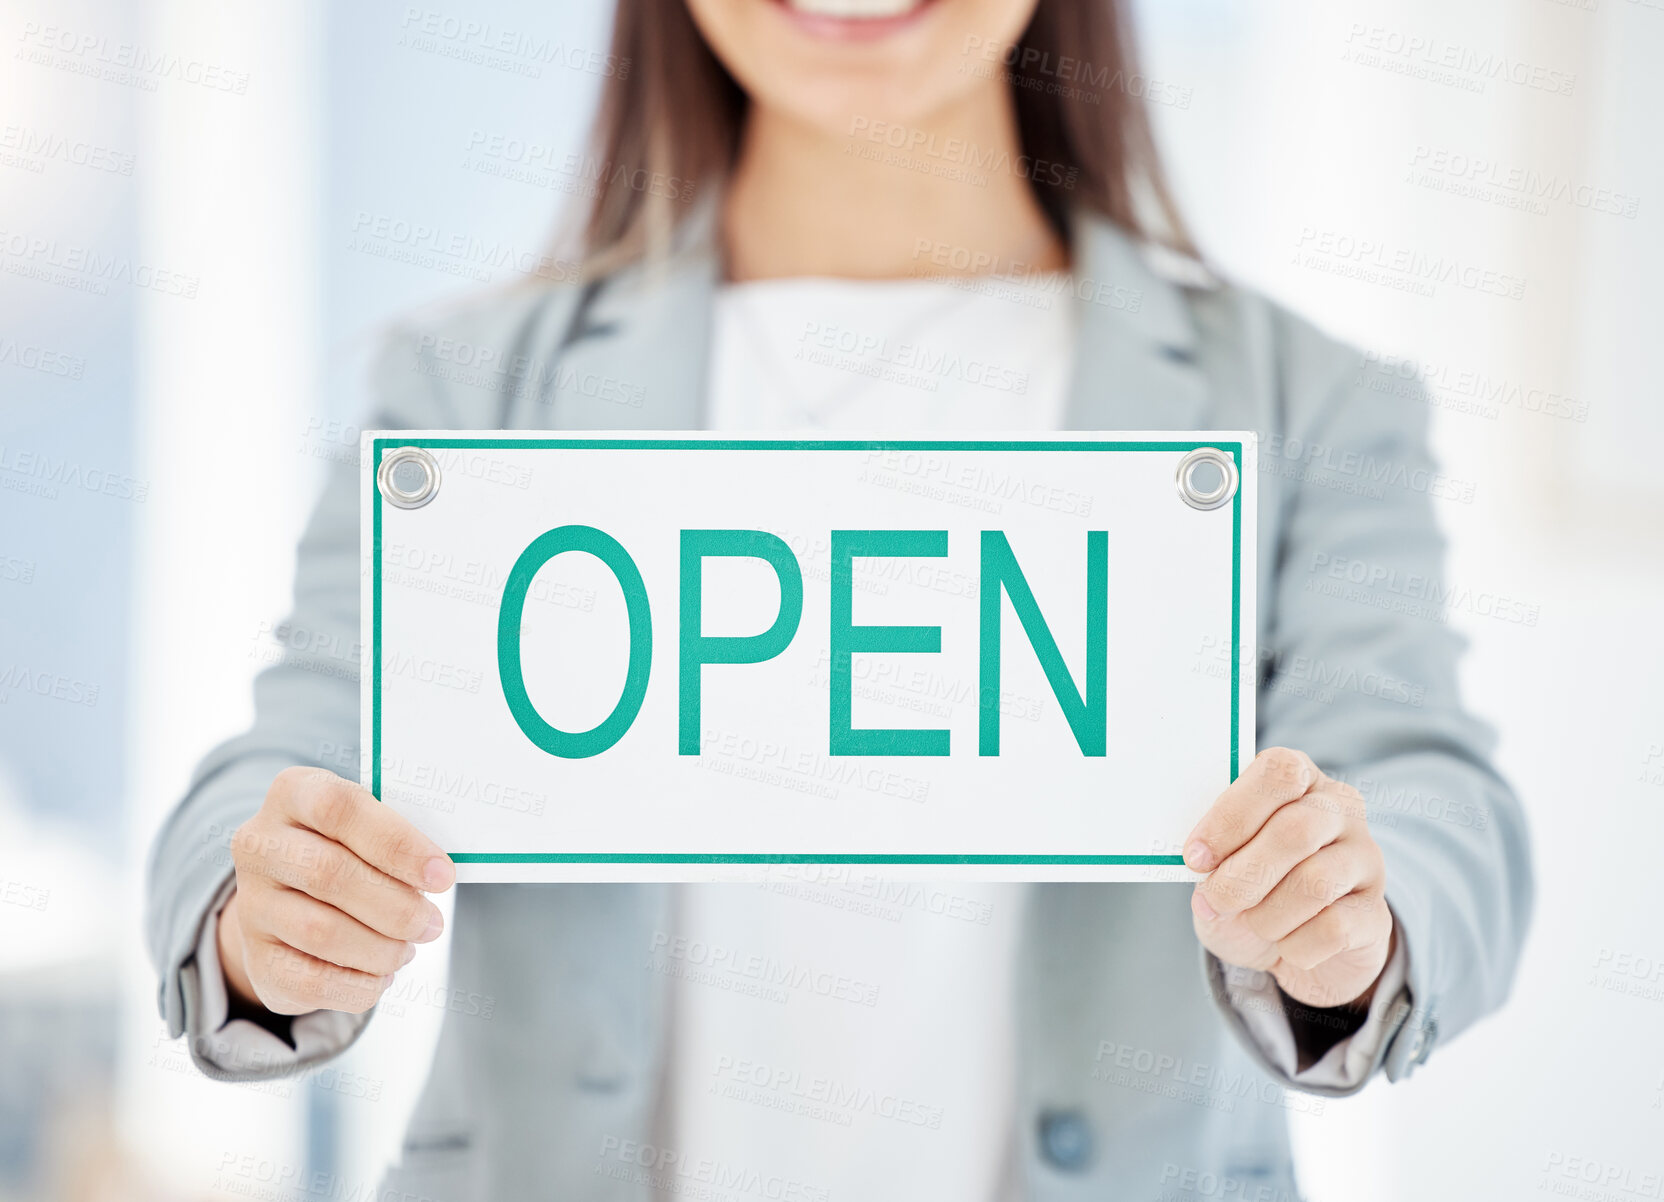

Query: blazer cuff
<box><xmin>182</xmin><ymin>878</ymin><xmax>373</xmax><ymax>1082</ymax></box>
<box><xmin>152</xmin><ymin>754</ymin><xmax>294</xmax><ymax>1041</ymax></box>
<box><xmin>1204</xmin><ymin>908</ymin><xmax>1414</xmax><ymax>1097</ymax></box>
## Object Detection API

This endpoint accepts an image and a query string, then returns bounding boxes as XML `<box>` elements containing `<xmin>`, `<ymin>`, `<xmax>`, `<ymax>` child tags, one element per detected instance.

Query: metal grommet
<box><xmin>377</xmin><ymin>446</ymin><xmax>441</xmax><ymax>510</ymax></box>
<box><xmin>1175</xmin><ymin>447</ymin><xmax>1238</xmax><ymax>511</ymax></box>
<box><xmin>1037</xmin><ymin>1110</ymin><xmax>1093</xmax><ymax>1172</ymax></box>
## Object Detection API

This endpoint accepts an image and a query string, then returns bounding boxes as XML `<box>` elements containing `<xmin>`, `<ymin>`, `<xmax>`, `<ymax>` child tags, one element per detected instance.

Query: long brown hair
<box><xmin>582</xmin><ymin>0</ymin><xmax>1192</xmax><ymax>269</ymax></box>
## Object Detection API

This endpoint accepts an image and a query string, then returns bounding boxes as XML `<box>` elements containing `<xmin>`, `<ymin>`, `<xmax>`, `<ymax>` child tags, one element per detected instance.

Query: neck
<box><xmin>722</xmin><ymin>87</ymin><xmax>1068</xmax><ymax>282</ymax></box>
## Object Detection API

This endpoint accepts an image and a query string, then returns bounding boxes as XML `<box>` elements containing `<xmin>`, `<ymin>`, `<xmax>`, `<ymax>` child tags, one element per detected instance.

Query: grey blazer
<box><xmin>146</xmin><ymin>210</ymin><xmax>1532</xmax><ymax>1201</ymax></box>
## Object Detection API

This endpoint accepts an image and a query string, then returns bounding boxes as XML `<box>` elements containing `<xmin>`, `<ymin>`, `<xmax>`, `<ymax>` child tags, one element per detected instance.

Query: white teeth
<box><xmin>786</xmin><ymin>0</ymin><xmax>923</xmax><ymax>18</ymax></box>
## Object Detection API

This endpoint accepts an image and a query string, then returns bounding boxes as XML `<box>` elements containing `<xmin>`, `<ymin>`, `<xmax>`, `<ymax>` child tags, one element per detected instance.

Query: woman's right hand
<box><xmin>217</xmin><ymin>766</ymin><xmax>456</xmax><ymax>1015</ymax></box>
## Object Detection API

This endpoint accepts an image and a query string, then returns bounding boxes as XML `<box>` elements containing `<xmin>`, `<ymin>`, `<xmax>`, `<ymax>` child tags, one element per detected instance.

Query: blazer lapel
<box><xmin>1062</xmin><ymin>216</ymin><xmax>1214</xmax><ymax>434</ymax></box>
<box><xmin>546</xmin><ymin>197</ymin><xmax>723</xmax><ymax>432</ymax></box>
<box><xmin>545</xmin><ymin>204</ymin><xmax>1214</xmax><ymax>436</ymax></box>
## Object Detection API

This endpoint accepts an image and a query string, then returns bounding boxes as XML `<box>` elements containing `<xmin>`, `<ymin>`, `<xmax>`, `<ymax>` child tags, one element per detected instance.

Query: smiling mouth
<box><xmin>776</xmin><ymin>0</ymin><xmax>938</xmax><ymax>36</ymax></box>
<box><xmin>784</xmin><ymin>0</ymin><xmax>928</xmax><ymax>14</ymax></box>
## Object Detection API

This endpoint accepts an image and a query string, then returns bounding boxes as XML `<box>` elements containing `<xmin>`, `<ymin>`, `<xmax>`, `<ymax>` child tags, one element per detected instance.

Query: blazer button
<box><xmin>1038</xmin><ymin>1109</ymin><xmax>1093</xmax><ymax>1172</ymax></box>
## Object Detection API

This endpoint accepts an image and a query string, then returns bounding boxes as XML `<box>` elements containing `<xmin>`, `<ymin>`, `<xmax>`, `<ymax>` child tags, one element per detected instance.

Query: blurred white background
<box><xmin>1</xmin><ymin>0</ymin><xmax>1659</xmax><ymax>1198</ymax></box>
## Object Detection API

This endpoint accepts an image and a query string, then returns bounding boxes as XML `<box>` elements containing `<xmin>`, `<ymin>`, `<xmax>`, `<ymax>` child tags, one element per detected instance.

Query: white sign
<box><xmin>361</xmin><ymin>432</ymin><xmax>1256</xmax><ymax>882</ymax></box>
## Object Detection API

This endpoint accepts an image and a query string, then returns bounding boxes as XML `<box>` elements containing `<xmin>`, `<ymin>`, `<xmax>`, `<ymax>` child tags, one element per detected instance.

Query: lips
<box><xmin>782</xmin><ymin>0</ymin><xmax>928</xmax><ymax>16</ymax></box>
<box><xmin>773</xmin><ymin>0</ymin><xmax>938</xmax><ymax>38</ymax></box>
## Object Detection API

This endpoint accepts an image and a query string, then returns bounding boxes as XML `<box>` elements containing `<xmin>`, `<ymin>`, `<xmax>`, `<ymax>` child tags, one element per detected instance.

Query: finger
<box><xmin>261</xmin><ymin>886</ymin><xmax>416</xmax><ymax>978</ymax></box>
<box><xmin>1238</xmin><ymin>839</ymin><xmax>1373</xmax><ymax>943</ymax></box>
<box><xmin>242</xmin><ymin>936</ymin><xmax>392</xmax><ymax>1015</ymax></box>
<box><xmin>1273</xmin><ymin>890</ymin><xmax>1392</xmax><ymax>972</ymax></box>
<box><xmin>279</xmin><ymin>768</ymin><xmax>455</xmax><ymax>893</ymax></box>
<box><xmin>1185</xmin><ymin>747</ymin><xmax>1321</xmax><ymax>872</ymax></box>
<box><xmin>261</xmin><ymin>826</ymin><xmax>443</xmax><ymax>944</ymax></box>
<box><xmin>1198</xmin><ymin>793</ymin><xmax>1346</xmax><ymax>917</ymax></box>
<box><xmin>1190</xmin><ymin>888</ymin><xmax>1280</xmax><ymax>973</ymax></box>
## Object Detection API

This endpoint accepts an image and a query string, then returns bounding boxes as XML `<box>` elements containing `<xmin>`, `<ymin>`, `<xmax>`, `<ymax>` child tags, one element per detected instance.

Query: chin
<box><xmin>690</xmin><ymin>0</ymin><xmax>1037</xmax><ymax>131</ymax></box>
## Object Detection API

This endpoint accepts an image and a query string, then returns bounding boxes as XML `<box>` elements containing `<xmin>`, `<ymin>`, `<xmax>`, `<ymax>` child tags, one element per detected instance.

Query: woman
<box><xmin>146</xmin><ymin>0</ymin><xmax>1532</xmax><ymax>1197</ymax></box>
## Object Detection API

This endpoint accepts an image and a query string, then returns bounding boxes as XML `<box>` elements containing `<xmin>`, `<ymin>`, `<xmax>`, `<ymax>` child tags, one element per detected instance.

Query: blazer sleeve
<box><xmin>143</xmin><ymin>326</ymin><xmax>457</xmax><ymax>1079</ymax></box>
<box><xmin>1207</xmin><ymin>308</ymin><xmax>1534</xmax><ymax>1094</ymax></box>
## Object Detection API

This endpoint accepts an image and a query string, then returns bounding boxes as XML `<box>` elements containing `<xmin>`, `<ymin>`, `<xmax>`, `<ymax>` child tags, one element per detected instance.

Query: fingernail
<box><xmin>422</xmin><ymin>856</ymin><xmax>455</xmax><ymax>892</ymax></box>
<box><xmin>1184</xmin><ymin>840</ymin><xmax>1216</xmax><ymax>872</ymax></box>
<box><xmin>1191</xmin><ymin>889</ymin><xmax>1218</xmax><ymax>922</ymax></box>
<box><xmin>400</xmin><ymin>943</ymin><xmax>417</xmax><ymax>967</ymax></box>
<box><xmin>419</xmin><ymin>906</ymin><xmax>444</xmax><ymax>943</ymax></box>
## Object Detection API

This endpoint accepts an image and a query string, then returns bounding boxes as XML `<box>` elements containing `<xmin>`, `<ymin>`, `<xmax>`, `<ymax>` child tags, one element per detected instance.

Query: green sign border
<box><xmin>372</xmin><ymin>437</ymin><xmax>1243</xmax><ymax>867</ymax></box>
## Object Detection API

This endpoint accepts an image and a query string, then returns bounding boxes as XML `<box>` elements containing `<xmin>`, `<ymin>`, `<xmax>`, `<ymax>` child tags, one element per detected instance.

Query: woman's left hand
<box><xmin>1185</xmin><ymin>747</ymin><xmax>1395</xmax><ymax>1010</ymax></box>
